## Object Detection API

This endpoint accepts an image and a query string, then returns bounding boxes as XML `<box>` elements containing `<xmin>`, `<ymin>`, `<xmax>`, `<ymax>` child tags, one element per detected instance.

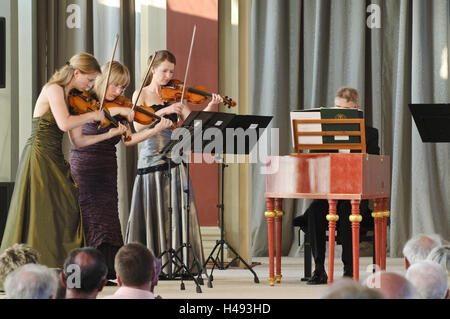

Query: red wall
<box><xmin>166</xmin><ymin>0</ymin><xmax>219</xmax><ymax>227</ymax></box>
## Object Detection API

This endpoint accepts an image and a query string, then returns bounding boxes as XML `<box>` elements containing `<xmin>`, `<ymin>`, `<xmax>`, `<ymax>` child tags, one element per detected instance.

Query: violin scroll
<box><xmin>222</xmin><ymin>96</ymin><xmax>237</xmax><ymax>108</ymax></box>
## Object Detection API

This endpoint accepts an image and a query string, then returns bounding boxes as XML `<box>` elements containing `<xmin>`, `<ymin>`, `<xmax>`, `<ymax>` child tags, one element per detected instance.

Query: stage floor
<box><xmin>98</xmin><ymin>256</ymin><xmax>406</xmax><ymax>299</ymax></box>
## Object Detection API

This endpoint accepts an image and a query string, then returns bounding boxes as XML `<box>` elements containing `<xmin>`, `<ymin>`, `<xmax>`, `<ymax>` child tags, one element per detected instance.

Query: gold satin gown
<box><xmin>0</xmin><ymin>94</ymin><xmax>84</xmax><ymax>268</ymax></box>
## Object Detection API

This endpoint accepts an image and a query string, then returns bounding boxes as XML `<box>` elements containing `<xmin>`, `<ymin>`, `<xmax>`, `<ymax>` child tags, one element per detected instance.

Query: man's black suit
<box><xmin>299</xmin><ymin>126</ymin><xmax>380</xmax><ymax>276</ymax></box>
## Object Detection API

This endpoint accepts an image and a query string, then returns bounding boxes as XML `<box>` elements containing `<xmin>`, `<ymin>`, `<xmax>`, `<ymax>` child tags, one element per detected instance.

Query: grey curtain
<box><xmin>37</xmin><ymin>0</ymin><xmax>94</xmax><ymax>89</ymax></box>
<box><xmin>251</xmin><ymin>0</ymin><xmax>449</xmax><ymax>257</ymax></box>
<box><xmin>36</xmin><ymin>0</ymin><xmax>138</xmax><ymax>238</ymax></box>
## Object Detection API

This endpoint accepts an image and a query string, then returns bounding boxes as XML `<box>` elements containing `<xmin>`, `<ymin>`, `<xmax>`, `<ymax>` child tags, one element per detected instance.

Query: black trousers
<box><xmin>305</xmin><ymin>199</ymin><xmax>371</xmax><ymax>273</ymax></box>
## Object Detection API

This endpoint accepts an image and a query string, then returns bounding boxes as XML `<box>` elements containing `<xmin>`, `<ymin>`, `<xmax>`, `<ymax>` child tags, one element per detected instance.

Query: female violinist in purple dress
<box><xmin>69</xmin><ymin>61</ymin><xmax>171</xmax><ymax>279</ymax></box>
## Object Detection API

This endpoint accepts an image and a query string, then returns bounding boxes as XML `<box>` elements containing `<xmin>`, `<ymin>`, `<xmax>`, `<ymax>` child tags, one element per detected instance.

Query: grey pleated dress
<box><xmin>125</xmin><ymin>105</ymin><xmax>205</xmax><ymax>275</ymax></box>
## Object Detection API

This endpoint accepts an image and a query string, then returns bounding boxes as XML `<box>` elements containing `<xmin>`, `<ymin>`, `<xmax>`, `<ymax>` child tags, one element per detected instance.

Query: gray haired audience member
<box><xmin>0</xmin><ymin>243</ymin><xmax>40</xmax><ymax>292</ymax></box>
<box><xmin>60</xmin><ymin>247</ymin><xmax>108</xmax><ymax>299</ymax></box>
<box><xmin>426</xmin><ymin>245</ymin><xmax>450</xmax><ymax>274</ymax></box>
<box><xmin>405</xmin><ymin>260</ymin><xmax>448</xmax><ymax>299</ymax></box>
<box><xmin>320</xmin><ymin>278</ymin><xmax>384</xmax><ymax>299</ymax></box>
<box><xmin>402</xmin><ymin>233</ymin><xmax>442</xmax><ymax>269</ymax></box>
<box><xmin>4</xmin><ymin>263</ymin><xmax>58</xmax><ymax>299</ymax></box>
<box><xmin>365</xmin><ymin>271</ymin><xmax>417</xmax><ymax>299</ymax></box>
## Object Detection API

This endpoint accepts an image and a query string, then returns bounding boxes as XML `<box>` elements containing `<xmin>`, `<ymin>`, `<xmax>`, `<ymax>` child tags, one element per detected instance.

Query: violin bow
<box><xmin>130</xmin><ymin>52</ymin><xmax>162</xmax><ymax>129</ymax></box>
<box><xmin>132</xmin><ymin>52</ymin><xmax>157</xmax><ymax>113</ymax></box>
<box><xmin>177</xmin><ymin>24</ymin><xmax>197</xmax><ymax>124</ymax></box>
<box><xmin>99</xmin><ymin>34</ymin><xmax>119</xmax><ymax>112</ymax></box>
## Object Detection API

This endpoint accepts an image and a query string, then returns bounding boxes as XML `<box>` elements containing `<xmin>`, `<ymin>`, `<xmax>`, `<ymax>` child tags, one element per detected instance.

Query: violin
<box><xmin>68</xmin><ymin>90</ymin><xmax>114</xmax><ymax>128</ymax></box>
<box><xmin>105</xmin><ymin>95</ymin><xmax>164</xmax><ymax>127</ymax></box>
<box><xmin>68</xmin><ymin>90</ymin><xmax>131</xmax><ymax>141</ymax></box>
<box><xmin>160</xmin><ymin>79</ymin><xmax>237</xmax><ymax>108</ymax></box>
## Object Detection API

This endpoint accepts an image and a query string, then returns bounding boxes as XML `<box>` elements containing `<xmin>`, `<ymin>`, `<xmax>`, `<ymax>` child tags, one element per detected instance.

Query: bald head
<box><xmin>74</xmin><ymin>251</ymin><xmax>96</xmax><ymax>268</ymax></box>
<box><xmin>63</xmin><ymin>247</ymin><xmax>107</xmax><ymax>294</ymax></box>
<box><xmin>321</xmin><ymin>278</ymin><xmax>384</xmax><ymax>299</ymax></box>
<box><xmin>365</xmin><ymin>272</ymin><xmax>417</xmax><ymax>299</ymax></box>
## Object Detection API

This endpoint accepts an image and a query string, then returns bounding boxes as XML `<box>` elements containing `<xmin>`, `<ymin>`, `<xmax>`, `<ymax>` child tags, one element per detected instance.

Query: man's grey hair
<box><xmin>426</xmin><ymin>245</ymin><xmax>450</xmax><ymax>274</ymax></box>
<box><xmin>4</xmin><ymin>263</ymin><xmax>58</xmax><ymax>299</ymax></box>
<box><xmin>402</xmin><ymin>233</ymin><xmax>442</xmax><ymax>265</ymax></box>
<box><xmin>320</xmin><ymin>278</ymin><xmax>384</xmax><ymax>299</ymax></box>
<box><xmin>405</xmin><ymin>260</ymin><xmax>448</xmax><ymax>299</ymax></box>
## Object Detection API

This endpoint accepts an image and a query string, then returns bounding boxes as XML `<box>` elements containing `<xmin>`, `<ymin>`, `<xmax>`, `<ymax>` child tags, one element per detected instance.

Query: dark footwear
<box><xmin>307</xmin><ymin>270</ymin><xmax>328</xmax><ymax>285</ymax></box>
<box><xmin>343</xmin><ymin>270</ymin><xmax>353</xmax><ymax>278</ymax></box>
<box><xmin>105</xmin><ymin>280</ymin><xmax>118</xmax><ymax>286</ymax></box>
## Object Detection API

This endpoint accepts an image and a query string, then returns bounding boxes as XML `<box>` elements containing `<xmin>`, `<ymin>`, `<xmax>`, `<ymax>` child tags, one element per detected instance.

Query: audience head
<box><xmin>320</xmin><ymin>278</ymin><xmax>384</xmax><ymax>299</ymax></box>
<box><xmin>53</xmin><ymin>268</ymin><xmax>66</xmax><ymax>299</ymax></box>
<box><xmin>4</xmin><ymin>263</ymin><xmax>58</xmax><ymax>299</ymax></box>
<box><xmin>61</xmin><ymin>247</ymin><xmax>108</xmax><ymax>299</ymax></box>
<box><xmin>405</xmin><ymin>260</ymin><xmax>448</xmax><ymax>299</ymax></box>
<box><xmin>335</xmin><ymin>87</ymin><xmax>360</xmax><ymax>109</ymax></box>
<box><xmin>0</xmin><ymin>243</ymin><xmax>40</xmax><ymax>291</ymax></box>
<box><xmin>365</xmin><ymin>271</ymin><xmax>417</xmax><ymax>299</ymax></box>
<box><xmin>114</xmin><ymin>243</ymin><xmax>155</xmax><ymax>289</ymax></box>
<box><xmin>426</xmin><ymin>245</ymin><xmax>450</xmax><ymax>274</ymax></box>
<box><xmin>402</xmin><ymin>233</ymin><xmax>442</xmax><ymax>269</ymax></box>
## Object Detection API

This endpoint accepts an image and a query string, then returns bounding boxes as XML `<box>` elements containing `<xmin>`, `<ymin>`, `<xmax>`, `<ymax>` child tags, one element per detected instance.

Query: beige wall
<box><xmin>0</xmin><ymin>0</ymin><xmax>36</xmax><ymax>183</ymax></box>
<box><xmin>137</xmin><ymin>0</ymin><xmax>166</xmax><ymax>81</ymax></box>
<box><xmin>18</xmin><ymin>0</ymin><xmax>37</xmax><ymax>161</ymax></box>
<box><xmin>219</xmin><ymin>0</ymin><xmax>252</xmax><ymax>264</ymax></box>
<box><xmin>0</xmin><ymin>0</ymin><xmax>18</xmax><ymax>182</ymax></box>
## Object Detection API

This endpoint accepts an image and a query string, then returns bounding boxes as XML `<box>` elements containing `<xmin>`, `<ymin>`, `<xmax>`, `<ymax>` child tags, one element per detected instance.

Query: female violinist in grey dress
<box><xmin>125</xmin><ymin>50</ymin><xmax>223</xmax><ymax>275</ymax></box>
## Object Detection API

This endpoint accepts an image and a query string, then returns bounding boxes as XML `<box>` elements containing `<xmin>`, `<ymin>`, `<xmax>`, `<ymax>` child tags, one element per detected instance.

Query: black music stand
<box><xmin>409</xmin><ymin>104</ymin><xmax>450</xmax><ymax>142</ymax></box>
<box><xmin>158</xmin><ymin>113</ymin><xmax>225</xmax><ymax>293</ymax></box>
<box><xmin>163</xmin><ymin>111</ymin><xmax>272</xmax><ymax>287</ymax></box>
<box><xmin>156</xmin><ymin>155</ymin><xmax>203</xmax><ymax>293</ymax></box>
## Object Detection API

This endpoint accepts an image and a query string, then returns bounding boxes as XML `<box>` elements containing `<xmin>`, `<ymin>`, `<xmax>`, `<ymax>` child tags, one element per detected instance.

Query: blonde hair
<box><xmin>46</xmin><ymin>52</ymin><xmax>101</xmax><ymax>87</ymax></box>
<box><xmin>92</xmin><ymin>61</ymin><xmax>131</xmax><ymax>99</ymax></box>
<box><xmin>0</xmin><ymin>243</ymin><xmax>40</xmax><ymax>287</ymax></box>
<box><xmin>142</xmin><ymin>50</ymin><xmax>176</xmax><ymax>87</ymax></box>
<box><xmin>336</xmin><ymin>87</ymin><xmax>359</xmax><ymax>105</ymax></box>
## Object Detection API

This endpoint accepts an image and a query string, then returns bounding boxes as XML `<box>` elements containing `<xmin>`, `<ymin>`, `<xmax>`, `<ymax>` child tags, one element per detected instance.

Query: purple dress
<box><xmin>69</xmin><ymin>122</ymin><xmax>123</xmax><ymax>278</ymax></box>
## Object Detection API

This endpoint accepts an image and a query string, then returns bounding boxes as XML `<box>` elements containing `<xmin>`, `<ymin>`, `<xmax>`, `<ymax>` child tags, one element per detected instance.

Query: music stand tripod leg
<box><xmin>204</xmin><ymin>221</ymin><xmax>228</xmax><ymax>287</ymax></box>
<box><xmin>204</xmin><ymin>162</ymin><xmax>260</xmax><ymax>284</ymax></box>
<box><xmin>176</xmin><ymin>160</ymin><xmax>208</xmax><ymax>291</ymax></box>
<box><xmin>157</xmin><ymin>156</ymin><xmax>202</xmax><ymax>293</ymax></box>
<box><xmin>224</xmin><ymin>242</ymin><xmax>260</xmax><ymax>283</ymax></box>
<box><xmin>204</xmin><ymin>240</ymin><xmax>225</xmax><ymax>288</ymax></box>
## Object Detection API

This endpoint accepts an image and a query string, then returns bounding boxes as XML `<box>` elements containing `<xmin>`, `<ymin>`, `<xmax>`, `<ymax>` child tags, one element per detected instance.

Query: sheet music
<box><xmin>290</xmin><ymin>110</ymin><xmax>322</xmax><ymax>148</ymax></box>
<box><xmin>291</xmin><ymin>107</ymin><xmax>363</xmax><ymax>152</ymax></box>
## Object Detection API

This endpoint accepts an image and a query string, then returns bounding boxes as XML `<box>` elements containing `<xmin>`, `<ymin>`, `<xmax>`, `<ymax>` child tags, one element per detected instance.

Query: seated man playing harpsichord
<box><xmin>293</xmin><ymin>87</ymin><xmax>380</xmax><ymax>285</ymax></box>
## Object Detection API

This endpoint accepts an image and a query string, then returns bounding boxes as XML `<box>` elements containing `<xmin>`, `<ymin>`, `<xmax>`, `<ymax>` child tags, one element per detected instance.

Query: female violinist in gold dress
<box><xmin>0</xmin><ymin>53</ymin><xmax>109</xmax><ymax>268</ymax></box>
